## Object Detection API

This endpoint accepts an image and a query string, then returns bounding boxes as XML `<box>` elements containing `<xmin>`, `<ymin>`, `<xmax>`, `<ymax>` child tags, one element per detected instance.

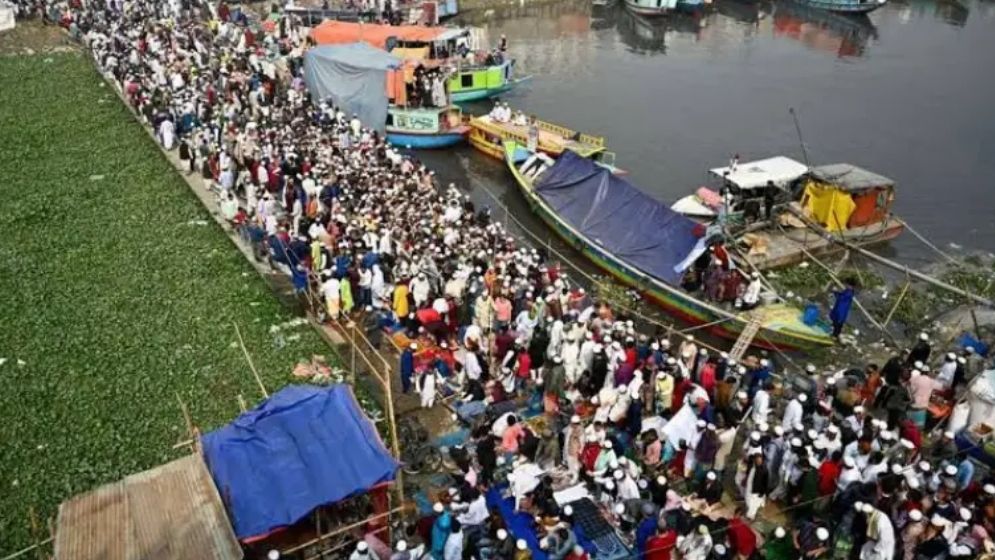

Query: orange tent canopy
<box><xmin>310</xmin><ymin>21</ymin><xmax>447</xmax><ymax>49</ymax></box>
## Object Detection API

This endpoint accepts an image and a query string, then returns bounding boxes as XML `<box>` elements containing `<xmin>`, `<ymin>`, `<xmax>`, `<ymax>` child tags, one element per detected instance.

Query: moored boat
<box><xmin>503</xmin><ymin>141</ymin><xmax>834</xmax><ymax>351</ymax></box>
<box><xmin>468</xmin><ymin>113</ymin><xmax>612</xmax><ymax>160</ymax></box>
<box><xmin>671</xmin><ymin>157</ymin><xmax>905</xmax><ymax>270</ymax></box>
<box><xmin>624</xmin><ymin>0</ymin><xmax>678</xmax><ymax>17</ymax></box>
<box><xmin>793</xmin><ymin>0</ymin><xmax>887</xmax><ymax>14</ymax></box>
<box><xmin>386</xmin><ymin>105</ymin><xmax>469</xmax><ymax>148</ymax></box>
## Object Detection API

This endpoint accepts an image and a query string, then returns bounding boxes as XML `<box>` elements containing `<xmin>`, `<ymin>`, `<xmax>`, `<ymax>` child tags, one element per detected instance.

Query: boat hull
<box><xmin>386</xmin><ymin>129</ymin><xmax>467</xmax><ymax>149</ymax></box>
<box><xmin>746</xmin><ymin>217</ymin><xmax>905</xmax><ymax>270</ymax></box>
<box><xmin>794</xmin><ymin>0</ymin><xmax>885</xmax><ymax>12</ymax></box>
<box><xmin>624</xmin><ymin>0</ymin><xmax>674</xmax><ymax>16</ymax></box>
<box><xmin>450</xmin><ymin>83</ymin><xmax>514</xmax><ymax>103</ymax></box>
<box><xmin>503</xmin><ymin>143</ymin><xmax>833</xmax><ymax>351</ymax></box>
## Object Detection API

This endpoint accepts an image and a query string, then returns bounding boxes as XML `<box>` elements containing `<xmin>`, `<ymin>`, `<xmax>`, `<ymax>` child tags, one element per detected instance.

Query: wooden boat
<box><xmin>671</xmin><ymin>158</ymin><xmax>904</xmax><ymax>270</ymax></box>
<box><xmin>503</xmin><ymin>141</ymin><xmax>834</xmax><ymax>351</ymax></box>
<box><xmin>448</xmin><ymin>59</ymin><xmax>531</xmax><ymax>103</ymax></box>
<box><xmin>793</xmin><ymin>0</ymin><xmax>887</xmax><ymax>13</ymax></box>
<box><xmin>386</xmin><ymin>105</ymin><xmax>469</xmax><ymax>149</ymax></box>
<box><xmin>623</xmin><ymin>0</ymin><xmax>678</xmax><ymax>17</ymax></box>
<box><xmin>468</xmin><ymin>114</ymin><xmax>620</xmax><ymax>168</ymax></box>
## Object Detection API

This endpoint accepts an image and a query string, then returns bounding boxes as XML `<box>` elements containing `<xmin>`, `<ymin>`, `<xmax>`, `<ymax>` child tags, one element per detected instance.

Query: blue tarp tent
<box><xmin>202</xmin><ymin>384</ymin><xmax>399</xmax><ymax>541</ymax></box>
<box><xmin>303</xmin><ymin>42</ymin><xmax>401</xmax><ymax>134</ymax></box>
<box><xmin>534</xmin><ymin>151</ymin><xmax>700</xmax><ymax>286</ymax></box>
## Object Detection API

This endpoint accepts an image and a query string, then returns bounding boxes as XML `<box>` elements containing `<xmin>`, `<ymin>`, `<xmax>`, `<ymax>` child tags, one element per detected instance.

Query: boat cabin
<box><xmin>680</xmin><ymin>156</ymin><xmax>809</xmax><ymax>220</ymax></box>
<box><xmin>387</xmin><ymin>104</ymin><xmax>464</xmax><ymax>133</ymax></box>
<box><xmin>799</xmin><ymin>163</ymin><xmax>896</xmax><ymax>232</ymax></box>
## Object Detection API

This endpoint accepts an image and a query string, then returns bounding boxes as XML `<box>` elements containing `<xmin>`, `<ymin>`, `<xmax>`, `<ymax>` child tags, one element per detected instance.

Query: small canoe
<box><xmin>503</xmin><ymin>141</ymin><xmax>834</xmax><ymax>351</ymax></box>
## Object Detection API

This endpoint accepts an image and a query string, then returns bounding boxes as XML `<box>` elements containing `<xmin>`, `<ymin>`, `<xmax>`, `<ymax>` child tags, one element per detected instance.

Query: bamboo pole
<box><xmin>280</xmin><ymin>506</ymin><xmax>407</xmax><ymax>556</ymax></box>
<box><xmin>787</xmin><ymin>207</ymin><xmax>994</xmax><ymax>307</ymax></box>
<box><xmin>0</xmin><ymin>538</ymin><xmax>54</xmax><ymax>560</ymax></box>
<box><xmin>232</xmin><ymin>322</ymin><xmax>269</xmax><ymax>399</ymax></box>
<box><xmin>792</xmin><ymin>239</ymin><xmax>899</xmax><ymax>347</ymax></box>
<box><xmin>883</xmin><ymin>280</ymin><xmax>911</xmax><ymax>328</ymax></box>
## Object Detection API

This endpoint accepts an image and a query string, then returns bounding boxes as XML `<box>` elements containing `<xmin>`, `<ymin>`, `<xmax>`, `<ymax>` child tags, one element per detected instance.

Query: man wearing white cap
<box><xmin>936</xmin><ymin>352</ymin><xmax>958</xmax><ymax>391</ymax></box>
<box><xmin>744</xmin><ymin>451</ymin><xmax>770</xmax><ymax>520</ymax></box>
<box><xmin>349</xmin><ymin>541</ymin><xmax>379</xmax><ymax>560</ymax></box>
<box><xmin>901</xmin><ymin>510</ymin><xmax>926</xmax><ymax>560</ymax></box>
<box><xmin>837</xmin><ymin>455</ymin><xmax>861</xmax><ymax>495</ymax></box>
<box><xmin>859</xmin><ymin>504</ymin><xmax>896</xmax><ymax>560</ymax></box>
<box><xmin>844</xmin><ymin>405</ymin><xmax>866</xmax><ymax>434</ymax></box>
<box><xmin>781</xmin><ymin>393</ymin><xmax>805</xmax><ymax>432</ymax></box>
<box><xmin>752</xmin><ymin>383</ymin><xmax>771</xmax><ymax>426</ymax></box>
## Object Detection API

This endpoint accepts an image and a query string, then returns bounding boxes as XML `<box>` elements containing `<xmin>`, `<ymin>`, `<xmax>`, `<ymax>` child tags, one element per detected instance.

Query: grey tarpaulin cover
<box><xmin>303</xmin><ymin>43</ymin><xmax>401</xmax><ymax>133</ymax></box>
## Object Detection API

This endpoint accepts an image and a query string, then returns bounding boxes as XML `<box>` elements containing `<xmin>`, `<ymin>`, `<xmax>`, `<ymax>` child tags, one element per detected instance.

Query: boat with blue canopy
<box><xmin>503</xmin><ymin>141</ymin><xmax>833</xmax><ymax>351</ymax></box>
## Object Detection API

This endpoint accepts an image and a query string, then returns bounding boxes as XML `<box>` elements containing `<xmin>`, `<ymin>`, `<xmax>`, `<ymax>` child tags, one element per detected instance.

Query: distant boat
<box><xmin>503</xmin><ymin>141</ymin><xmax>834</xmax><ymax>351</ymax></box>
<box><xmin>624</xmin><ymin>0</ymin><xmax>678</xmax><ymax>17</ymax></box>
<box><xmin>386</xmin><ymin>105</ymin><xmax>469</xmax><ymax>149</ymax></box>
<box><xmin>793</xmin><ymin>0</ymin><xmax>887</xmax><ymax>14</ymax></box>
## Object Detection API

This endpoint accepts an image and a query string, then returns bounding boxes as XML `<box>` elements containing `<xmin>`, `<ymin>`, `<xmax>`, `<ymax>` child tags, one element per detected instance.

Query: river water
<box><xmin>423</xmin><ymin>0</ymin><xmax>995</xmax><ymax>268</ymax></box>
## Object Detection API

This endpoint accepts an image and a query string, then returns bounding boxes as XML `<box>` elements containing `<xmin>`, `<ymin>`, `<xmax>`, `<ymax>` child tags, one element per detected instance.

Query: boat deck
<box><xmin>473</xmin><ymin>115</ymin><xmax>605</xmax><ymax>157</ymax></box>
<box><xmin>736</xmin><ymin>209</ymin><xmax>905</xmax><ymax>270</ymax></box>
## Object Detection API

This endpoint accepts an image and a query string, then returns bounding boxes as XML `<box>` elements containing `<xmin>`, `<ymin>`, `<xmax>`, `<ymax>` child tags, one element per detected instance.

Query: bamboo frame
<box><xmin>280</xmin><ymin>506</ymin><xmax>407</xmax><ymax>557</ymax></box>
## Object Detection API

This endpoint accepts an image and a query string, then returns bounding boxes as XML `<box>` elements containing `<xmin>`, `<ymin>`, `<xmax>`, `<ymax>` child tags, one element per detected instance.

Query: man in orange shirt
<box><xmin>501</xmin><ymin>416</ymin><xmax>524</xmax><ymax>454</ymax></box>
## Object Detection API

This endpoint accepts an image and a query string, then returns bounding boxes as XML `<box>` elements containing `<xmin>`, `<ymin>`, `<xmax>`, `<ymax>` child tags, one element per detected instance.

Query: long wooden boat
<box><xmin>386</xmin><ymin>105</ymin><xmax>469</xmax><ymax>149</ymax></box>
<box><xmin>503</xmin><ymin>141</ymin><xmax>834</xmax><ymax>351</ymax></box>
<box><xmin>468</xmin><ymin>114</ymin><xmax>606</xmax><ymax>159</ymax></box>
<box><xmin>793</xmin><ymin>0</ymin><xmax>887</xmax><ymax>13</ymax></box>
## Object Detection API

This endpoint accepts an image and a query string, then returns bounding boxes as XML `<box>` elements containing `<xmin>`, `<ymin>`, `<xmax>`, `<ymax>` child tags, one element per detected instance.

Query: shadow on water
<box><xmin>772</xmin><ymin>0</ymin><xmax>879</xmax><ymax>57</ymax></box>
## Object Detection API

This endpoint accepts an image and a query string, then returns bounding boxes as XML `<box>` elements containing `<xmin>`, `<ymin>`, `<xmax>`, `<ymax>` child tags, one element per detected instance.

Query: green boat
<box><xmin>503</xmin><ymin>141</ymin><xmax>834</xmax><ymax>351</ymax></box>
<box><xmin>447</xmin><ymin>59</ymin><xmax>526</xmax><ymax>103</ymax></box>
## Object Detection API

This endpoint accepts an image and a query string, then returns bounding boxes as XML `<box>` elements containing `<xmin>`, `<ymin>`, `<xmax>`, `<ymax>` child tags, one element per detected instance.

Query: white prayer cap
<box><xmin>638</xmin><ymin>479</ymin><xmax>649</xmax><ymax>489</ymax></box>
<box><xmin>774</xmin><ymin>426</ymin><xmax>785</xmax><ymax>436</ymax></box>
<box><xmin>706</xmin><ymin>471</ymin><xmax>717</xmax><ymax>481</ymax></box>
<box><xmin>807</xmin><ymin>429</ymin><xmax>818</xmax><ymax>440</ymax></box>
<box><xmin>604</xmin><ymin>480</ymin><xmax>615</xmax><ymax>491</ymax></box>
<box><xmin>516</xmin><ymin>539</ymin><xmax>528</xmax><ymax>551</ymax></box>
<box><xmin>750</xmin><ymin>431</ymin><xmax>761</xmax><ymax>442</ymax></box>
<box><xmin>947</xmin><ymin>352</ymin><xmax>956</xmax><ymax>360</ymax></box>
<box><xmin>396</xmin><ymin>540</ymin><xmax>408</xmax><ymax>551</ymax></box>
<box><xmin>759</xmin><ymin>422</ymin><xmax>770</xmax><ymax>433</ymax></box>
<box><xmin>908</xmin><ymin>509</ymin><xmax>923</xmax><ymax>522</ymax></box>
<box><xmin>614</xmin><ymin>503</ymin><xmax>626</xmax><ymax>515</ymax></box>
<box><xmin>985</xmin><ymin>484</ymin><xmax>995</xmax><ymax>495</ymax></box>
<box><xmin>944</xmin><ymin>465</ymin><xmax>958</xmax><ymax>476</ymax></box>
<box><xmin>699</xmin><ymin>348</ymin><xmax>708</xmax><ymax>355</ymax></box>
<box><xmin>357</xmin><ymin>542</ymin><xmax>369</xmax><ymax>552</ymax></box>
<box><xmin>907</xmin><ymin>477</ymin><xmax>920</xmax><ymax>490</ymax></box>
<box><xmin>826</xmin><ymin>377</ymin><xmax>837</xmax><ymax>386</ymax></box>
<box><xmin>919</xmin><ymin>332</ymin><xmax>929</xmax><ymax>341</ymax></box>
<box><xmin>854</xmin><ymin>405</ymin><xmax>865</xmax><ymax>413</ymax></box>
<box><xmin>707</xmin><ymin>423</ymin><xmax>717</xmax><ymax>431</ymax></box>
<box><xmin>900</xmin><ymin>438</ymin><xmax>915</xmax><ymax>450</ymax></box>
<box><xmin>613</xmin><ymin>470</ymin><xmax>624</xmax><ymax>480</ymax></box>
<box><xmin>914</xmin><ymin>360</ymin><xmax>925</xmax><ymax>370</ymax></box>
<box><xmin>667</xmin><ymin>357</ymin><xmax>677</xmax><ymax>365</ymax></box>
<box><xmin>816</xmin><ymin>528</ymin><xmax>829</xmax><ymax>541</ymax></box>
<box><xmin>930</xmin><ymin>514</ymin><xmax>947</xmax><ymax>527</ymax></box>
<box><xmin>774</xmin><ymin>527</ymin><xmax>787</xmax><ymax>538</ymax></box>
<box><xmin>960</xmin><ymin>508</ymin><xmax>972</xmax><ymax>521</ymax></box>
<box><xmin>891</xmin><ymin>464</ymin><xmax>903</xmax><ymax>475</ymax></box>
<box><xmin>603</xmin><ymin>440</ymin><xmax>613</xmax><ymax>449</ymax></box>
<box><xmin>497</xmin><ymin>529</ymin><xmax>509</xmax><ymax>540</ymax></box>
<box><xmin>911</xmin><ymin>369</ymin><xmax>922</xmax><ymax>377</ymax></box>
<box><xmin>828</xmin><ymin>424</ymin><xmax>840</xmax><ymax>434</ymax></box>
<box><xmin>944</xmin><ymin>430</ymin><xmax>955</xmax><ymax>439</ymax></box>
<box><xmin>798</xmin><ymin>393</ymin><xmax>808</xmax><ymax>402</ymax></box>
<box><xmin>958</xmin><ymin>357</ymin><xmax>966</xmax><ymax>364</ymax></box>
<box><xmin>410</xmin><ymin>342</ymin><xmax>418</xmax><ymax>349</ymax></box>
<box><xmin>657</xmin><ymin>475</ymin><xmax>668</xmax><ymax>485</ymax></box>
<box><xmin>571</xmin><ymin>415</ymin><xmax>581</xmax><ymax>424</ymax></box>
<box><xmin>790</xmin><ymin>437</ymin><xmax>803</xmax><ymax>447</ymax></box>
<box><xmin>861</xmin><ymin>503</ymin><xmax>873</xmax><ymax>514</ymax></box>
<box><xmin>433</xmin><ymin>502</ymin><xmax>444</xmax><ymax>513</ymax></box>
<box><xmin>918</xmin><ymin>461</ymin><xmax>931</xmax><ymax>472</ymax></box>
<box><xmin>715</xmin><ymin>544</ymin><xmax>727</xmax><ymax>555</ymax></box>
<box><xmin>268</xmin><ymin>551</ymin><xmax>281</xmax><ymax>560</ymax></box>
<box><xmin>737</xmin><ymin>391</ymin><xmax>748</xmax><ymax>400</ymax></box>
<box><xmin>686</xmin><ymin>335</ymin><xmax>695</xmax><ymax>341</ymax></box>
<box><xmin>696</xmin><ymin>420</ymin><xmax>706</xmax><ymax>428</ymax></box>
<box><xmin>854</xmin><ymin>501</ymin><xmax>865</xmax><ymax>512</ymax></box>
<box><xmin>793</xmin><ymin>423</ymin><xmax>804</xmax><ymax>433</ymax></box>
<box><xmin>806</xmin><ymin>364</ymin><xmax>817</xmax><ymax>373</ymax></box>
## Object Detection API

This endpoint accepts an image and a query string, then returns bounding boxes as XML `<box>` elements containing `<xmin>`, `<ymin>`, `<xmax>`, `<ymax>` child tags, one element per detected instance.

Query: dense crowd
<box><xmin>14</xmin><ymin>1</ymin><xmax>995</xmax><ymax>559</ymax></box>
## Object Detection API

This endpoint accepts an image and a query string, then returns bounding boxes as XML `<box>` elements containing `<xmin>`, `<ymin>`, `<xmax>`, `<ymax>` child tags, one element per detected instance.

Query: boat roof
<box><xmin>809</xmin><ymin>163</ymin><xmax>895</xmax><ymax>191</ymax></box>
<box><xmin>310</xmin><ymin>21</ymin><xmax>465</xmax><ymax>49</ymax></box>
<box><xmin>710</xmin><ymin>156</ymin><xmax>809</xmax><ymax>189</ymax></box>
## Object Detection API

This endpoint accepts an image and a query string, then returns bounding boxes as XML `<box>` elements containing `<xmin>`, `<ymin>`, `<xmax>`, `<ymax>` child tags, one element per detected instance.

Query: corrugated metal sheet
<box><xmin>55</xmin><ymin>454</ymin><xmax>242</xmax><ymax>560</ymax></box>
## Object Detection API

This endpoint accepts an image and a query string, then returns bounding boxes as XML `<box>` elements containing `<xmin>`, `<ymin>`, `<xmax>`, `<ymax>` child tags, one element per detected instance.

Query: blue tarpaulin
<box><xmin>303</xmin><ymin>43</ymin><xmax>401</xmax><ymax>134</ymax></box>
<box><xmin>534</xmin><ymin>151</ymin><xmax>700</xmax><ymax>286</ymax></box>
<box><xmin>202</xmin><ymin>384</ymin><xmax>399</xmax><ymax>541</ymax></box>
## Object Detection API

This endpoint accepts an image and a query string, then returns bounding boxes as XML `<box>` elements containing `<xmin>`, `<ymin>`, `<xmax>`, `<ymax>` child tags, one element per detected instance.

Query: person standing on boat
<box><xmin>830</xmin><ymin>278</ymin><xmax>857</xmax><ymax>338</ymax></box>
<box><xmin>764</xmin><ymin>180</ymin><xmax>778</xmax><ymax>220</ymax></box>
<box><xmin>527</xmin><ymin>115</ymin><xmax>539</xmax><ymax>153</ymax></box>
<box><xmin>499</xmin><ymin>34</ymin><xmax>508</xmax><ymax>53</ymax></box>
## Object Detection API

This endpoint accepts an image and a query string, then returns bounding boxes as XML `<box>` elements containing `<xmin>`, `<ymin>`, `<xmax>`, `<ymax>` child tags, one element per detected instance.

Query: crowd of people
<box><xmin>14</xmin><ymin>1</ymin><xmax>995</xmax><ymax>559</ymax></box>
